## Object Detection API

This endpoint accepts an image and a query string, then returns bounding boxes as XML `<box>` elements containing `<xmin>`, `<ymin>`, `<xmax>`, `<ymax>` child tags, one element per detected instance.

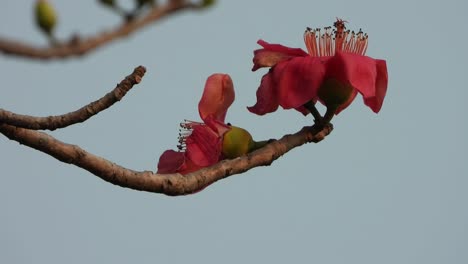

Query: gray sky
<box><xmin>1</xmin><ymin>0</ymin><xmax>467</xmax><ymax>263</ymax></box>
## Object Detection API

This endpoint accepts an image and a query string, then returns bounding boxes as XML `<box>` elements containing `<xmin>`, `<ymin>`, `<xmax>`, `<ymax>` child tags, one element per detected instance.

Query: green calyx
<box><xmin>35</xmin><ymin>0</ymin><xmax>57</xmax><ymax>35</ymax></box>
<box><xmin>221</xmin><ymin>125</ymin><xmax>270</xmax><ymax>159</ymax></box>
<box><xmin>222</xmin><ymin>126</ymin><xmax>253</xmax><ymax>159</ymax></box>
<box><xmin>317</xmin><ymin>78</ymin><xmax>354</xmax><ymax>110</ymax></box>
<box><xmin>222</xmin><ymin>126</ymin><xmax>271</xmax><ymax>159</ymax></box>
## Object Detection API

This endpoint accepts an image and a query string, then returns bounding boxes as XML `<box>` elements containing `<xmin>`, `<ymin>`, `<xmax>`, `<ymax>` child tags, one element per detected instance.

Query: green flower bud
<box><xmin>222</xmin><ymin>126</ymin><xmax>254</xmax><ymax>159</ymax></box>
<box><xmin>99</xmin><ymin>0</ymin><xmax>115</xmax><ymax>7</ymax></box>
<box><xmin>317</xmin><ymin>78</ymin><xmax>354</xmax><ymax>109</ymax></box>
<box><xmin>35</xmin><ymin>0</ymin><xmax>57</xmax><ymax>35</ymax></box>
<box><xmin>201</xmin><ymin>0</ymin><xmax>216</xmax><ymax>8</ymax></box>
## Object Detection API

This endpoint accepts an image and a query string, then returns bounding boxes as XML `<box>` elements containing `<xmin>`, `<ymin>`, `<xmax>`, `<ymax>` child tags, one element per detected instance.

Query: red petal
<box><xmin>186</xmin><ymin>125</ymin><xmax>222</xmax><ymax>167</ymax></box>
<box><xmin>367</xmin><ymin>59</ymin><xmax>388</xmax><ymax>113</ymax></box>
<box><xmin>252</xmin><ymin>40</ymin><xmax>308</xmax><ymax>71</ymax></box>
<box><xmin>204</xmin><ymin>118</ymin><xmax>230</xmax><ymax>136</ymax></box>
<box><xmin>157</xmin><ymin>150</ymin><xmax>186</xmax><ymax>173</ymax></box>
<box><xmin>275</xmin><ymin>56</ymin><xmax>327</xmax><ymax>110</ymax></box>
<box><xmin>257</xmin><ymin>40</ymin><xmax>309</xmax><ymax>57</ymax></box>
<box><xmin>247</xmin><ymin>69</ymin><xmax>279</xmax><ymax>115</ymax></box>
<box><xmin>198</xmin><ymin>74</ymin><xmax>235</xmax><ymax>123</ymax></box>
<box><xmin>177</xmin><ymin>158</ymin><xmax>202</xmax><ymax>175</ymax></box>
<box><xmin>325</xmin><ymin>52</ymin><xmax>388</xmax><ymax>113</ymax></box>
<box><xmin>249</xmin><ymin>57</ymin><xmax>327</xmax><ymax>115</ymax></box>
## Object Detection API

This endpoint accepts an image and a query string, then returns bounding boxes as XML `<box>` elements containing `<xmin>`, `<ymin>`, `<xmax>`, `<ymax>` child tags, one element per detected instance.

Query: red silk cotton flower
<box><xmin>157</xmin><ymin>74</ymin><xmax>235</xmax><ymax>174</ymax></box>
<box><xmin>248</xmin><ymin>19</ymin><xmax>388</xmax><ymax>117</ymax></box>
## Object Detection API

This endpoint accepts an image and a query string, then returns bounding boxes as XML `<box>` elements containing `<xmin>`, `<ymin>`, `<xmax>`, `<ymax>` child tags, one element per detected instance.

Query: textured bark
<box><xmin>0</xmin><ymin>2</ymin><xmax>202</xmax><ymax>60</ymax></box>
<box><xmin>0</xmin><ymin>64</ymin><xmax>333</xmax><ymax>195</ymax></box>
<box><xmin>0</xmin><ymin>123</ymin><xmax>332</xmax><ymax>196</ymax></box>
<box><xmin>0</xmin><ymin>66</ymin><xmax>146</xmax><ymax>130</ymax></box>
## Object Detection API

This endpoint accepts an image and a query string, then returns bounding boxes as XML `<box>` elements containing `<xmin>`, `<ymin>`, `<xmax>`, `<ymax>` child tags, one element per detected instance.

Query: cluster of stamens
<box><xmin>177</xmin><ymin>119</ymin><xmax>202</xmax><ymax>151</ymax></box>
<box><xmin>303</xmin><ymin>19</ymin><xmax>368</xmax><ymax>57</ymax></box>
<box><xmin>177</xmin><ymin>119</ymin><xmax>200</xmax><ymax>151</ymax></box>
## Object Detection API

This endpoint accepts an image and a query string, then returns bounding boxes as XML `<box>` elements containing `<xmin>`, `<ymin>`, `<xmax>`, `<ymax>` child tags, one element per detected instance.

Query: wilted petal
<box><xmin>186</xmin><ymin>125</ymin><xmax>222</xmax><ymax>167</ymax></box>
<box><xmin>252</xmin><ymin>40</ymin><xmax>308</xmax><ymax>71</ymax></box>
<box><xmin>157</xmin><ymin>150</ymin><xmax>186</xmax><ymax>173</ymax></box>
<box><xmin>198</xmin><ymin>74</ymin><xmax>235</xmax><ymax>123</ymax></box>
<box><xmin>325</xmin><ymin>52</ymin><xmax>388</xmax><ymax>113</ymax></box>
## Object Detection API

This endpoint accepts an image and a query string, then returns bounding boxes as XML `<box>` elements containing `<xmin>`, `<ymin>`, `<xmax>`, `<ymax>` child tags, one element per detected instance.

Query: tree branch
<box><xmin>0</xmin><ymin>122</ymin><xmax>333</xmax><ymax>196</ymax></box>
<box><xmin>0</xmin><ymin>1</ymin><xmax>203</xmax><ymax>60</ymax></box>
<box><xmin>0</xmin><ymin>66</ymin><xmax>146</xmax><ymax>130</ymax></box>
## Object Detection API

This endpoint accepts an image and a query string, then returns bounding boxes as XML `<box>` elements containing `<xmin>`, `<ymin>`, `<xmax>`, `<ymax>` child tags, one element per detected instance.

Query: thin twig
<box><xmin>303</xmin><ymin>100</ymin><xmax>324</xmax><ymax>124</ymax></box>
<box><xmin>0</xmin><ymin>66</ymin><xmax>146</xmax><ymax>130</ymax></box>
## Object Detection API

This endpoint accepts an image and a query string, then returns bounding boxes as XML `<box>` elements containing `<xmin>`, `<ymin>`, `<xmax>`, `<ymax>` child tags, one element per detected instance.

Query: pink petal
<box><xmin>325</xmin><ymin>52</ymin><xmax>388</xmax><ymax>113</ymax></box>
<box><xmin>157</xmin><ymin>150</ymin><xmax>186</xmax><ymax>173</ymax></box>
<box><xmin>198</xmin><ymin>74</ymin><xmax>235</xmax><ymax>123</ymax></box>
<box><xmin>252</xmin><ymin>40</ymin><xmax>308</xmax><ymax>71</ymax></box>
<box><xmin>186</xmin><ymin>124</ymin><xmax>222</xmax><ymax>167</ymax></box>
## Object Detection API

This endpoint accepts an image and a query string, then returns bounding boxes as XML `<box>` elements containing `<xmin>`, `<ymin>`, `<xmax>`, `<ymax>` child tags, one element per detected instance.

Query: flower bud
<box><xmin>35</xmin><ymin>0</ymin><xmax>57</xmax><ymax>35</ymax></box>
<box><xmin>222</xmin><ymin>126</ymin><xmax>254</xmax><ymax>159</ymax></box>
<box><xmin>201</xmin><ymin>0</ymin><xmax>216</xmax><ymax>8</ymax></box>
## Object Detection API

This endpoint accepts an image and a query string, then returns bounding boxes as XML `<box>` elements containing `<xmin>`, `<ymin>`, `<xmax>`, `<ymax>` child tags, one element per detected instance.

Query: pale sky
<box><xmin>1</xmin><ymin>0</ymin><xmax>467</xmax><ymax>263</ymax></box>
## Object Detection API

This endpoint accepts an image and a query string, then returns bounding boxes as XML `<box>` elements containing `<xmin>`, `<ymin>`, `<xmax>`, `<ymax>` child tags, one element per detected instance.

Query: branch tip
<box><xmin>0</xmin><ymin>65</ymin><xmax>147</xmax><ymax>130</ymax></box>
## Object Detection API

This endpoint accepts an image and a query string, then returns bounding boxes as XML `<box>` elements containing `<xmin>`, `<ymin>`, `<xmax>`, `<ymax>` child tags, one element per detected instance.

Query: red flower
<box><xmin>248</xmin><ymin>19</ymin><xmax>388</xmax><ymax>117</ymax></box>
<box><xmin>157</xmin><ymin>74</ymin><xmax>235</xmax><ymax>174</ymax></box>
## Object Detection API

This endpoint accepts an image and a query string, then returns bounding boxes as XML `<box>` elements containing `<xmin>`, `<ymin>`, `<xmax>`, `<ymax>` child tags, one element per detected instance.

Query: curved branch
<box><xmin>0</xmin><ymin>2</ymin><xmax>203</xmax><ymax>60</ymax></box>
<box><xmin>0</xmin><ymin>66</ymin><xmax>146</xmax><ymax>130</ymax></box>
<box><xmin>0</xmin><ymin>123</ymin><xmax>333</xmax><ymax>196</ymax></box>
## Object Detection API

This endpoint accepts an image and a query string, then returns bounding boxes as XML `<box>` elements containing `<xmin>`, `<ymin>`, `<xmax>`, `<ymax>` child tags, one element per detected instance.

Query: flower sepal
<box><xmin>221</xmin><ymin>126</ymin><xmax>254</xmax><ymax>159</ymax></box>
<box><xmin>221</xmin><ymin>125</ymin><xmax>272</xmax><ymax>159</ymax></box>
<box><xmin>317</xmin><ymin>78</ymin><xmax>357</xmax><ymax>120</ymax></box>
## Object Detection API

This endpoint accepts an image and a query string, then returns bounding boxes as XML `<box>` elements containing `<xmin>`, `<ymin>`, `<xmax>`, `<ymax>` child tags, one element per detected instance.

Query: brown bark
<box><xmin>0</xmin><ymin>64</ymin><xmax>333</xmax><ymax>196</ymax></box>
<box><xmin>0</xmin><ymin>122</ymin><xmax>332</xmax><ymax>196</ymax></box>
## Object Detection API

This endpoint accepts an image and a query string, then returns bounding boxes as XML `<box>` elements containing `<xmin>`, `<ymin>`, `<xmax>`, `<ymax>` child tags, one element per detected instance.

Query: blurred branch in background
<box><xmin>0</xmin><ymin>0</ymin><xmax>212</xmax><ymax>60</ymax></box>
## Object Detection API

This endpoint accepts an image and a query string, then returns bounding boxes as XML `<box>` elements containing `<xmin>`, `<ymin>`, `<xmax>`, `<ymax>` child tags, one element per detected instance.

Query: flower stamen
<box><xmin>303</xmin><ymin>18</ymin><xmax>368</xmax><ymax>57</ymax></box>
<box><xmin>177</xmin><ymin>119</ymin><xmax>205</xmax><ymax>151</ymax></box>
